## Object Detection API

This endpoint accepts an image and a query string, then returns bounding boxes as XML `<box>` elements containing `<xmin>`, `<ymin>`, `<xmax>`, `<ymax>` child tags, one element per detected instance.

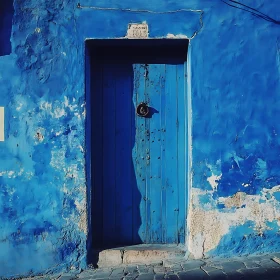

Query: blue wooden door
<box><xmin>92</xmin><ymin>57</ymin><xmax>187</xmax><ymax>246</ymax></box>
<box><xmin>133</xmin><ymin>64</ymin><xmax>186</xmax><ymax>244</ymax></box>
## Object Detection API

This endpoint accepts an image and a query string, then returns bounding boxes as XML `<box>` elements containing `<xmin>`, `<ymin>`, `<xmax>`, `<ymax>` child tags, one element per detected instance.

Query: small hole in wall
<box><xmin>0</xmin><ymin>1</ymin><xmax>14</xmax><ymax>56</ymax></box>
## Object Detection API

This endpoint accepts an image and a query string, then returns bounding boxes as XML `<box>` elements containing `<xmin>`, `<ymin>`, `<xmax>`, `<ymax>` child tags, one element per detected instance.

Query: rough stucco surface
<box><xmin>0</xmin><ymin>0</ymin><xmax>280</xmax><ymax>277</ymax></box>
<box><xmin>188</xmin><ymin>0</ymin><xmax>280</xmax><ymax>259</ymax></box>
<box><xmin>0</xmin><ymin>0</ymin><xmax>87</xmax><ymax>277</ymax></box>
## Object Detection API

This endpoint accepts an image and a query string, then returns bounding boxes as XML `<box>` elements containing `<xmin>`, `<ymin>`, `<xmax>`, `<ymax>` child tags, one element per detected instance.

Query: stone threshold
<box><xmin>94</xmin><ymin>244</ymin><xmax>187</xmax><ymax>267</ymax></box>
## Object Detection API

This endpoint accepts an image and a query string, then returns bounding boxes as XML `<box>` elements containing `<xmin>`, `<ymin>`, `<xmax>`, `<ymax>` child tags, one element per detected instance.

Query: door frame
<box><xmin>85</xmin><ymin>39</ymin><xmax>191</xmax><ymax>250</ymax></box>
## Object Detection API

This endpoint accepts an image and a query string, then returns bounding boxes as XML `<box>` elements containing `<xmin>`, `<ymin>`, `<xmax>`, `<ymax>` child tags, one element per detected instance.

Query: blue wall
<box><xmin>0</xmin><ymin>0</ymin><xmax>280</xmax><ymax>277</ymax></box>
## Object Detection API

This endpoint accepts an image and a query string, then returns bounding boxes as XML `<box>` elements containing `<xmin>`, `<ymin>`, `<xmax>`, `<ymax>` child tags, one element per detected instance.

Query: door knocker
<box><xmin>136</xmin><ymin>102</ymin><xmax>149</xmax><ymax>117</ymax></box>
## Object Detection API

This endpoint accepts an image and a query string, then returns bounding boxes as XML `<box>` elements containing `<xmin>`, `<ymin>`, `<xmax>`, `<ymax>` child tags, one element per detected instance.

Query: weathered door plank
<box><xmin>148</xmin><ymin>64</ymin><xmax>166</xmax><ymax>243</ymax></box>
<box><xmin>177</xmin><ymin>63</ymin><xmax>187</xmax><ymax>243</ymax></box>
<box><xmin>134</xmin><ymin>64</ymin><xmax>148</xmax><ymax>243</ymax></box>
<box><xmin>165</xmin><ymin>65</ymin><xmax>179</xmax><ymax>244</ymax></box>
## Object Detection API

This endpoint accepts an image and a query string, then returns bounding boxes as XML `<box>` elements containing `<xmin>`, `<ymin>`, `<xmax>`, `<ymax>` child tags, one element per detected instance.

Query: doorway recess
<box><xmin>85</xmin><ymin>39</ymin><xmax>189</xmax><ymax>251</ymax></box>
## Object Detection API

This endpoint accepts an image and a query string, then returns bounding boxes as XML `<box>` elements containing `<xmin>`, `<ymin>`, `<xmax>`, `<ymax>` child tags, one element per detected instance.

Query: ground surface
<box><xmin>18</xmin><ymin>252</ymin><xmax>280</xmax><ymax>280</ymax></box>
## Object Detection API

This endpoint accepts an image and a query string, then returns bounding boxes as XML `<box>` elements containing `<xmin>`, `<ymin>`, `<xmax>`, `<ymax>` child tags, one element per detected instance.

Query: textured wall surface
<box><xmin>0</xmin><ymin>0</ymin><xmax>87</xmax><ymax>277</ymax></box>
<box><xmin>188</xmin><ymin>0</ymin><xmax>280</xmax><ymax>260</ymax></box>
<box><xmin>0</xmin><ymin>0</ymin><xmax>280</xmax><ymax>277</ymax></box>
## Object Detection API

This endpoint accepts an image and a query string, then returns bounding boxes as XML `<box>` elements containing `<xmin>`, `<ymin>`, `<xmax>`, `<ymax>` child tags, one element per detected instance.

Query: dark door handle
<box><xmin>136</xmin><ymin>102</ymin><xmax>149</xmax><ymax>117</ymax></box>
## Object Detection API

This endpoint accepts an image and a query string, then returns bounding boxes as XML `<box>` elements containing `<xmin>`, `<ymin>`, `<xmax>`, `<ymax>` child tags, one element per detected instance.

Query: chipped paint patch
<box><xmin>0</xmin><ymin>170</ymin><xmax>15</xmax><ymax>177</ymax></box>
<box><xmin>166</xmin><ymin>33</ymin><xmax>189</xmax><ymax>39</ymax></box>
<box><xmin>50</xmin><ymin>149</ymin><xmax>66</xmax><ymax>170</ymax></box>
<box><xmin>39</xmin><ymin>98</ymin><xmax>81</xmax><ymax>119</ymax></box>
<box><xmin>220</xmin><ymin>192</ymin><xmax>247</xmax><ymax>208</ymax></box>
<box><xmin>35</xmin><ymin>128</ymin><xmax>45</xmax><ymax>143</ymax></box>
<box><xmin>189</xmin><ymin>186</ymin><xmax>280</xmax><ymax>258</ymax></box>
<box><xmin>207</xmin><ymin>174</ymin><xmax>222</xmax><ymax>191</ymax></box>
<box><xmin>75</xmin><ymin>188</ymin><xmax>88</xmax><ymax>234</ymax></box>
<box><xmin>189</xmin><ymin>206</ymin><xmax>227</xmax><ymax>258</ymax></box>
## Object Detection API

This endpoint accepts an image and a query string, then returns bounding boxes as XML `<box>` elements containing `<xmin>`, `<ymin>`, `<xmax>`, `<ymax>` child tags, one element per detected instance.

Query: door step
<box><xmin>95</xmin><ymin>244</ymin><xmax>187</xmax><ymax>267</ymax></box>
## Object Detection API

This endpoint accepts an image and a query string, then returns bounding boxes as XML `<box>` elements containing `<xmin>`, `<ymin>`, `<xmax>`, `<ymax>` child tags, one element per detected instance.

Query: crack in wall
<box><xmin>76</xmin><ymin>3</ymin><xmax>203</xmax><ymax>15</ymax></box>
<box><xmin>190</xmin><ymin>10</ymin><xmax>204</xmax><ymax>39</ymax></box>
<box><xmin>121</xmin><ymin>250</ymin><xmax>125</xmax><ymax>264</ymax></box>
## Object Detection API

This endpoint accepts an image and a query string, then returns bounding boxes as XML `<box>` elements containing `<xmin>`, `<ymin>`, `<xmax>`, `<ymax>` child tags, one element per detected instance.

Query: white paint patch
<box><xmin>64</xmin><ymin>96</ymin><xmax>69</xmax><ymax>107</ymax></box>
<box><xmin>16</xmin><ymin>103</ymin><xmax>23</xmax><ymax>111</ymax></box>
<box><xmin>0</xmin><ymin>170</ymin><xmax>15</xmax><ymax>177</ymax></box>
<box><xmin>40</xmin><ymin>98</ymin><xmax>80</xmax><ymax>119</ymax></box>
<box><xmin>40</xmin><ymin>101</ymin><xmax>52</xmax><ymax>111</ymax></box>
<box><xmin>82</xmin><ymin>109</ymin><xmax>86</xmax><ymax>119</ymax></box>
<box><xmin>166</xmin><ymin>33</ymin><xmax>189</xmax><ymax>39</ymax></box>
<box><xmin>189</xmin><ymin>232</ymin><xmax>204</xmax><ymax>259</ymax></box>
<box><xmin>263</xmin><ymin>185</ymin><xmax>280</xmax><ymax>194</ymax></box>
<box><xmin>53</xmin><ymin>107</ymin><xmax>66</xmax><ymax>119</ymax></box>
<box><xmin>0</xmin><ymin>107</ymin><xmax>4</xmax><ymax>141</ymax></box>
<box><xmin>0</xmin><ymin>169</ymin><xmax>28</xmax><ymax>179</ymax></box>
<box><xmin>74</xmin><ymin>112</ymin><xmax>81</xmax><ymax>119</ymax></box>
<box><xmin>64</xmin><ymin>164</ymin><xmax>80</xmax><ymax>183</ymax></box>
<box><xmin>50</xmin><ymin>149</ymin><xmax>66</xmax><ymax>170</ymax></box>
<box><xmin>207</xmin><ymin>173</ymin><xmax>222</xmax><ymax>191</ymax></box>
<box><xmin>126</xmin><ymin>22</ymin><xmax>149</xmax><ymax>39</ymax></box>
<box><xmin>74</xmin><ymin>188</ymin><xmax>88</xmax><ymax>234</ymax></box>
<box><xmin>78</xmin><ymin>145</ymin><xmax>84</xmax><ymax>153</ymax></box>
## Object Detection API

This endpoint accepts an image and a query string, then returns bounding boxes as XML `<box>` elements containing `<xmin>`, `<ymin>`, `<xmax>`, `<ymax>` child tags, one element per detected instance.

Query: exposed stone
<box><xmin>110</xmin><ymin>267</ymin><xmax>125</xmax><ymax>278</ymax></box>
<box><xmin>164</xmin><ymin>274</ymin><xmax>179</xmax><ymax>279</ymax></box>
<box><xmin>201</xmin><ymin>266</ymin><xmax>227</xmax><ymax>279</ymax></box>
<box><xmin>18</xmin><ymin>252</ymin><xmax>280</xmax><ymax>280</ymax></box>
<box><xmin>153</xmin><ymin>265</ymin><xmax>165</xmax><ymax>274</ymax></box>
<box><xmin>97</xmin><ymin>249</ymin><xmax>123</xmax><ymax>267</ymax></box>
<box><xmin>238</xmin><ymin>267</ymin><xmax>267</xmax><ymax>278</ymax></box>
<box><xmin>58</xmin><ymin>273</ymin><xmax>77</xmax><ymax>280</ymax></box>
<box><xmin>177</xmin><ymin>268</ymin><xmax>208</xmax><ymax>279</ymax></box>
<box><xmin>154</xmin><ymin>273</ymin><xmax>165</xmax><ymax>280</ymax></box>
<box><xmin>222</xmin><ymin>192</ymin><xmax>247</xmax><ymax>208</ymax></box>
<box><xmin>137</xmin><ymin>273</ymin><xmax>155</xmax><ymax>280</ymax></box>
<box><xmin>181</xmin><ymin>260</ymin><xmax>206</xmax><ymax>271</ymax></box>
<box><xmin>123</xmin><ymin>245</ymin><xmax>185</xmax><ymax>265</ymax></box>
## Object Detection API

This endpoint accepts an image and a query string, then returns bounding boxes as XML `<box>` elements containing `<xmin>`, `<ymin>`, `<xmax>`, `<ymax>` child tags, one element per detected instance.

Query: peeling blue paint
<box><xmin>190</xmin><ymin>0</ymin><xmax>280</xmax><ymax>259</ymax></box>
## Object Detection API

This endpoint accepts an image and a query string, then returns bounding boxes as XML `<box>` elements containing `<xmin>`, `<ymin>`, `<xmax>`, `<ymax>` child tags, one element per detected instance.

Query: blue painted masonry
<box><xmin>1</xmin><ymin>0</ymin><xmax>280</xmax><ymax>277</ymax></box>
